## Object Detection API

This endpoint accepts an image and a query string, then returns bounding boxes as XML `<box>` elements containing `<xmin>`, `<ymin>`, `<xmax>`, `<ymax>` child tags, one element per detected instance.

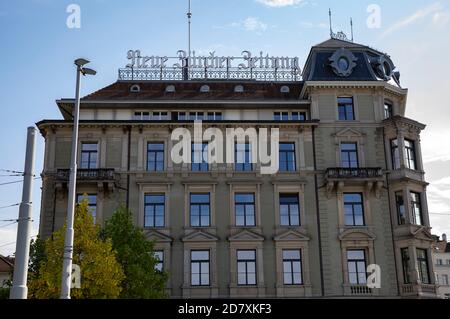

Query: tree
<box><xmin>102</xmin><ymin>205</ymin><xmax>168</xmax><ymax>299</ymax></box>
<box><xmin>28</xmin><ymin>201</ymin><xmax>124</xmax><ymax>299</ymax></box>
<box><xmin>28</xmin><ymin>236</ymin><xmax>46</xmax><ymax>281</ymax></box>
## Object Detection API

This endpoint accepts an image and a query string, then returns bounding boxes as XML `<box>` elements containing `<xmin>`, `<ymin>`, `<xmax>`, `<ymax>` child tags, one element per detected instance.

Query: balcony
<box><xmin>343</xmin><ymin>284</ymin><xmax>376</xmax><ymax>297</ymax></box>
<box><xmin>400</xmin><ymin>283</ymin><xmax>438</xmax><ymax>298</ymax></box>
<box><xmin>55</xmin><ymin>168</ymin><xmax>116</xmax><ymax>191</ymax></box>
<box><xmin>325</xmin><ymin>168</ymin><xmax>384</xmax><ymax>198</ymax></box>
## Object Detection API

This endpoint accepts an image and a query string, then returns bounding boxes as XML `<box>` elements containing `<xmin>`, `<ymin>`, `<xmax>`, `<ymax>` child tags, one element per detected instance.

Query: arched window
<box><xmin>130</xmin><ymin>84</ymin><xmax>141</xmax><ymax>93</ymax></box>
<box><xmin>200</xmin><ymin>85</ymin><xmax>210</xmax><ymax>93</ymax></box>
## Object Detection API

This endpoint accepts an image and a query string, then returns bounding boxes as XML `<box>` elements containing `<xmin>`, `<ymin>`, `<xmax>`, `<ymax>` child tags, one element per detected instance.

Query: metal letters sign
<box><xmin>118</xmin><ymin>50</ymin><xmax>302</xmax><ymax>82</ymax></box>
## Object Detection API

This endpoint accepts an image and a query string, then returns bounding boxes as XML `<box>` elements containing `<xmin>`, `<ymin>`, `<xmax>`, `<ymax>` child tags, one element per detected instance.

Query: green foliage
<box><xmin>28</xmin><ymin>236</ymin><xmax>46</xmax><ymax>281</ymax></box>
<box><xmin>103</xmin><ymin>205</ymin><xmax>168</xmax><ymax>299</ymax></box>
<box><xmin>28</xmin><ymin>201</ymin><xmax>124</xmax><ymax>299</ymax></box>
<box><xmin>0</xmin><ymin>287</ymin><xmax>10</xmax><ymax>300</ymax></box>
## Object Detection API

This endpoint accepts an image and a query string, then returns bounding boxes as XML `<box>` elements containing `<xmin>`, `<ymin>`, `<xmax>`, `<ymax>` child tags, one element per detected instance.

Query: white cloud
<box><xmin>433</xmin><ymin>11</ymin><xmax>450</xmax><ymax>27</ymax></box>
<box><xmin>255</xmin><ymin>0</ymin><xmax>305</xmax><ymax>8</ymax></box>
<box><xmin>215</xmin><ymin>17</ymin><xmax>269</xmax><ymax>34</ymax></box>
<box><xmin>300</xmin><ymin>21</ymin><xmax>327</xmax><ymax>29</ymax></box>
<box><xmin>421</xmin><ymin>130</ymin><xmax>450</xmax><ymax>163</ymax></box>
<box><xmin>381</xmin><ymin>2</ymin><xmax>444</xmax><ymax>38</ymax></box>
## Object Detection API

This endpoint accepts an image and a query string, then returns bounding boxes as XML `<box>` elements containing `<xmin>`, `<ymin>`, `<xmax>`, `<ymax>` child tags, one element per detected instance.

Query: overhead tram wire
<box><xmin>0</xmin><ymin>221</ymin><xmax>18</xmax><ymax>228</ymax></box>
<box><xmin>0</xmin><ymin>203</ymin><xmax>20</xmax><ymax>210</ymax></box>
<box><xmin>0</xmin><ymin>176</ymin><xmax>41</xmax><ymax>186</ymax></box>
<box><xmin>0</xmin><ymin>235</ymin><xmax>38</xmax><ymax>249</ymax></box>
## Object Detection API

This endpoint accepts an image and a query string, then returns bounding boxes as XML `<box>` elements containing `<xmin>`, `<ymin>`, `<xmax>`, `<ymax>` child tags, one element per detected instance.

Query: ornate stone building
<box><xmin>37</xmin><ymin>38</ymin><xmax>438</xmax><ymax>298</ymax></box>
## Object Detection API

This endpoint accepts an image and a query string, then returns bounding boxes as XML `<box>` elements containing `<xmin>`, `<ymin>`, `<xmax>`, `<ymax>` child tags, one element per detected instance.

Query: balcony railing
<box><xmin>400</xmin><ymin>283</ymin><xmax>437</xmax><ymax>296</ymax></box>
<box><xmin>326</xmin><ymin>167</ymin><xmax>383</xmax><ymax>179</ymax></box>
<box><xmin>56</xmin><ymin>169</ymin><xmax>115</xmax><ymax>181</ymax></box>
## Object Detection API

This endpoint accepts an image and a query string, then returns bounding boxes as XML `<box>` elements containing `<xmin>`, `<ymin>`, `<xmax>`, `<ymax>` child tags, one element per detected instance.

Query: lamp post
<box><xmin>60</xmin><ymin>58</ymin><xmax>96</xmax><ymax>299</ymax></box>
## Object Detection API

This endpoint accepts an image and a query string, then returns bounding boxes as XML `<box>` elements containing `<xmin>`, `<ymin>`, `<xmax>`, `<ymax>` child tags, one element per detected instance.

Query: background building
<box><xmin>433</xmin><ymin>234</ymin><xmax>450</xmax><ymax>298</ymax></box>
<box><xmin>0</xmin><ymin>255</ymin><xmax>14</xmax><ymax>288</ymax></box>
<box><xmin>36</xmin><ymin>37</ymin><xmax>438</xmax><ymax>298</ymax></box>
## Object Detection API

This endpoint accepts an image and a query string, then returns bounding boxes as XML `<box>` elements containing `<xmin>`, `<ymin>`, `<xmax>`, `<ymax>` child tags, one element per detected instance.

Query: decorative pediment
<box><xmin>145</xmin><ymin>230</ymin><xmax>173</xmax><ymax>243</ymax></box>
<box><xmin>334</xmin><ymin>128</ymin><xmax>365</xmax><ymax>139</ymax></box>
<box><xmin>274</xmin><ymin>230</ymin><xmax>310</xmax><ymax>242</ymax></box>
<box><xmin>339</xmin><ymin>228</ymin><xmax>376</xmax><ymax>241</ymax></box>
<box><xmin>228</xmin><ymin>229</ymin><xmax>265</xmax><ymax>242</ymax></box>
<box><xmin>411</xmin><ymin>227</ymin><xmax>434</xmax><ymax>242</ymax></box>
<box><xmin>182</xmin><ymin>230</ymin><xmax>219</xmax><ymax>242</ymax></box>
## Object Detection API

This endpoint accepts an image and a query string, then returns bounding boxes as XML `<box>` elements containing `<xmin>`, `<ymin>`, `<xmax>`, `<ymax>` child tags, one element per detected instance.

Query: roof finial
<box><xmin>350</xmin><ymin>17</ymin><xmax>354</xmax><ymax>42</ymax></box>
<box><xmin>187</xmin><ymin>0</ymin><xmax>192</xmax><ymax>57</ymax></box>
<box><xmin>329</xmin><ymin>8</ymin><xmax>333</xmax><ymax>38</ymax></box>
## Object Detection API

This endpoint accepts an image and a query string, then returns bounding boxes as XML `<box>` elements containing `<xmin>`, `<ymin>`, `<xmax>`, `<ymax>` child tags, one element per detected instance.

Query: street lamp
<box><xmin>60</xmin><ymin>58</ymin><xmax>96</xmax><ymax>299</ymax></box>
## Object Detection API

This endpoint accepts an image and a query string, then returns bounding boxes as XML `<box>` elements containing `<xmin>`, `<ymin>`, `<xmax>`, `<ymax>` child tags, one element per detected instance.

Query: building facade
<box><xmin>433</xmin><ymin>234</ymin><xmax>450</xmax><ymax>298</ymax></box>
<box><xmin>37</xmin><ymin>38</ymin><xmax>438</xmax><ymax>298</ymax></box>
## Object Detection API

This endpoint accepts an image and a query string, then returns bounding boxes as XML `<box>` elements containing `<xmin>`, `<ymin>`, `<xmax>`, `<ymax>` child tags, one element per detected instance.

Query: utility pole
<box><xmin>60</xmin><ymin>59</ymin><xmax>96</xmax><ymax>299</ymax></box>
<box><xmin>10</xmin><ymin>127</ymin><xmax>36</xmax><ymax>299</ymax></box>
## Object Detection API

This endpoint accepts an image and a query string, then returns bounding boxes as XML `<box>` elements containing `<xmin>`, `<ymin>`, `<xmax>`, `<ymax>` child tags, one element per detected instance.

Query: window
<box><xmin>390</xmin><ymin>139</ymin><xmax>400</xmax><ymax>170</ymax></box>
<box><xmin>404</xmin><ymin>139</ymin><xmax>417</xmax><ymax>170</ymax></box>
<box><xmin>76</xmin><ymin>194</ymin><xmax>97</xmax><ymax>223</ymax></box>
<box><xmin>283</xmin><ymin>250</ymin><xmax>302</xmax><ymax>285</ymax></box>
<box><xmin>410</xmin><ymin>192</ymin><xmax>423</xmax><ymax>226</ymax></box>
<box><xmin>235</xmin><ymin>143</ymin><xmax>253</xmax><ymax>171</ymax></box>
<box><xmin>344</xmin><ymin>193</ymin><xmax>365</xmax><ymax>226</ymax></box>
<box><xmin>416</xmin><ymin>249</ymin><xmax>430</xmax><ymax>284</ymax></box>
<box><xmin>200</xmin><ymin>85</ymin><xmax>210</xmax><ymax>93</ymax></box>
<box><xmin>384</xmin><ymin>101</ymin><xmax>393</xmax><ymax>119</ymax></box>
<box><xmin>189</xmin><ymin>112</ymin><xmax>205</xmax><ymax>120</ymax></box>
<box><xmin>235</xmin><ymin>193</ymin><xmax>255</xmax><ymax>227</ymax></box>
<box><xmin>338</xmin><ymin>97</ymin><xmax>355</xmax><ymax>121</ymax></box>
<box><xmin>274</xmin><ymin>112</ymin><xmax>289</xmax><ymax>121</ymax></box>
<box><xmin>395</xmin><ymin>192</ymin><xmax>406</xmax><ymax>225</ymax></box>
<box><xmin>152</xmin><ymin>112</ymin><xmax>169</xmax><ymax>120</ymax></box>
<box><xmin>279</xmin><ymin>143</ymin><xmax>296</xmax><ymax>172</ymax></box>
<box><xmin>80</xmin><ymin>143</ymin><xmax>98</xmax><ymax>169</ymax></box>
<box><xmin>133</xmin><ymin>111</ymin><xmax>150</xmax><ymax>120</ymax></box>
<box><xmin>154</xmin><ymin>251</ymin><xmax>164</xmax><ymax>272</ymax></box>
<box><xmin>191</xmin><ymin>251</ymin><xmax>210</xmax><ymax>286</ymax></box>
<box><xmin>191</xmin><ymin>143</ymin><xmax>208</xmax><ymax>172</ymax></box>
<box><xmin>280</xmin><ymin>85</ymin><xmax>290</xmax><ymax>93</ymax></box>
<box><xmin>347</xmin><ymin>250</ymin><xmax>367</xmax><ymax>285</ymax></box>
<box><xmin>237</xmin><ymin>250</ymin><xmax>256</xmax><ymax>285</ymax></box>
<box><xmin>340</xmin><ymin>143</ymin><xmax>359</xmax><ymax>168</ymax></box>
<box><xmin>437</xmin><ymin>259</ymin><xmax>443</xmax><ymax>265</ymax></box>
<box><xmin>447</xmin><ymin>260</ymin><xmax>450</xmax><ymax>265</ymax></box>
<box><xmin>443</xmin><ymin>274</ymin><xmax>449</xmax><ymax>286</ymax></box>
<box><xmin>207</xmin><ymin>112</ymin><xmax>222</xmax><ymax>120</ymax></box>
<box><xmin>176</xmin><ymin>112</ymin><xmax>187</xmax><ymax>120</ymax></box>
<box><xmin>147</xmin><ymin>143</ymin><xmax>164</xmax><ymax>171</ymax></box>
<box><xmin>234</xmin><ymin>85</ymin><xmax>244</xmax><ymax>93</ymax></box>
<box><xmin>190</xmin><ymin>194</ymin><xmax>210</xmax><ymax>227</ymax></box>
<box><xmin>280</xmin><ymin>194</ymin><xmax>300</xmax><ymax>226</ymax></box>
<box><xmin>144</xmin><ymin>194</ymin><xmax>165</xmax><ymax>227</ymax></box>
<box><xmin>292</xmin><ymin>112</ymin><xmax>306</xmax><ymax>121</ymax></box>
<box><xmin>401</xmin><ymin>248</ymin><xmax>411</xmax><ymax>284</ymax></box>
<box><xmin>165</xmin><ymin>84</ymin><xmax>176</xmax><ymax>93</ymax></box>
<box><xmin>130</xmin><ymin>84</ymin><xmax>141</xmax><ymax>92</ymax></box>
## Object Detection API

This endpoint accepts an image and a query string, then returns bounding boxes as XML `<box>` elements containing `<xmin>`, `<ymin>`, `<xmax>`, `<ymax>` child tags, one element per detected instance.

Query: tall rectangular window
<box><xmin>76</xmin><ymin>194</ymin><xmax>97</xmax><ymax>224</ymax></box>
<box><xmin>410</xmin><ymin>192</ymin><xmax>423</xmax><ymax>226</ymax></box>
<box><xmin>340</xmin><ymin>143</ymin><xmax>359</xmax><ymax>168</ymax></box>
<box><xmin>237</xmin><ymin>250</ymin><xmax>256</xmax><ymax>285</ymax></box>
<box><xmin>177</xmin><ymin>112</ymin><xmax>187</xmax><ymax>120</ymax></box>
<box><xmin>144</xmin><ymin>194</ymin><xmax>165</xmax><ymax>227</ymax></box>
<box><xmin>443</xmin><ymin>274</ymin><xmax>449</xmax><ymax>286</ymax></box>
<box><xmin>395</xmin><ymin>191</ymin><xmax>406</xmax><ymax>225</ymax></box>
<box><xmin>404</xmin><ymin>139</ymin><xmax>417</xmax><ymax>170</ymax></box>
<box><xmin>417</xmin><ymin>249</ymin><xmax>430</xmax><ymax>284</ymax></box>
<box><xmin>401</xmin><ymin>248</ymin><xmax>411</xmax><ymax>284</ymax></box>
<box><xmin>390</xmin><ymin>139</ymin><xmax>400</xmax><ymax>170</ymax></box>
<box><xmin>147</xmin><ymin>143</ymin><xmax>164</xmax><ymax>171</ymax></box>
<box><xmin>279</xmin><ymin>143</ymin><xmax>296</xmax><ymax>172</ymax></box>
<box><xmin>191</xmin><ymin>251</ymin><xmax>210</xmax><ymax>286</ymax></box>
<box><xmin>338</xmin><ymin>97</ymin><xmax>355</xmax><ymax>121</ymax></box>
<box><xmin>80</xmin><ymin>143</ymin><xmax>98</xmax><ymax>169</ymax></box>
<box><xmin>384</xmin><ymin>102</ymin><xmax>393</xmax><ymax>119</ymax></box>
<box><xmin>154</xmin><ymin>251</ymin><xmax>164</xmax><ymax>272</ymax></box>
<box><xmin>235</xmin><ymin>193</ymin><xmax>256</xmax><ymax>227</ymax></box>
<box><xmin>280</xmin><ymin>194</ymin><xmax>300</xmax><ymax>226</ymax></box>
<box><xmin>191</xmin><ymin>143</ymin><xmax>208</xmax><ymax>172</ymax></box>
<box><xmin>235</xmin><ymin>143</ymin><xmax>253</xmax><ymax>171</ymax></box>
<box><xmin>344</xmin><ymin>193</ymin><xmax>365</xmax><ymax>226</ymax></box>
<box><xmin>347</xmin><ymin>250</ymin><xmax>367</xmax><ymax>285</ymax></box>
<box><xmin>190</xmin><ymin>194</ymin><xmax>210</xmax><ymax>227</ymax></box>
<box><xmin>283</xmin><ymin>250</ymin><xmax>302</xmax><ymax>285</ymax></box>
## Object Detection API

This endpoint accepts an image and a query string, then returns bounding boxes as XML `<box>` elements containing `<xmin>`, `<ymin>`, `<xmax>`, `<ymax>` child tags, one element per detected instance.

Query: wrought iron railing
<box><xmin>326</xmin><ymin>167</ymin><xmax>383</xmax><ymax>179</ymax></box>
<box><xmin>118</xmin><ymin>67</ymin><xmax>302</xmax><ymax>82</ymax></box>
<box><xmin>56</xmin><ymin>169</ymin><xmax>115</xmax><ymax>181</ymax></box>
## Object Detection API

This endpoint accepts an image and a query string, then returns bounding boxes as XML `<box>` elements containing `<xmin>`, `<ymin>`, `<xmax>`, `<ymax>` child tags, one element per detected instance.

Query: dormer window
<box><xmin>200</xmin><ymin>85</ymin><xmax>210</xmax><ymax>93</ymax></box>
<box><xmin>234</xmin><ymin>85</ymin><xmax>244</xmax><ymax>93</ymax></box>
<box><xmin>384</xmin><ymin>101</ymin><xmax>393</xmax><ymax>119</ymax></box>
<box><xmin>165</xmin><ymin>85</ymin><xmax>176</xmax><ymax>93</ymax></box>
<box><xmin>130</xmin><ymin>84</ymin><xmax>141</xmax><ymax>93</ymax></box>
<box><xmin>280</xmin><ymin>86</ymin><xmax>290</xmax><ymax>93</ymax></box>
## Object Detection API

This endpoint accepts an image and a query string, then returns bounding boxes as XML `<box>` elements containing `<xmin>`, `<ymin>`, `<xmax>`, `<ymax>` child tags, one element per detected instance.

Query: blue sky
<box><xmin>1</xmin><ymin>0</ymin><xmax>450</xmax><ymax>255</ymax></box>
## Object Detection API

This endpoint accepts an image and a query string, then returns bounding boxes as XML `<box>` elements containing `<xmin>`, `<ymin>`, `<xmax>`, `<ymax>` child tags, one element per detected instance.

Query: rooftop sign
<box><xmin>118</xmin><ymin>50</ymin><xmax>302</xmax><ymax>82</ymax></box>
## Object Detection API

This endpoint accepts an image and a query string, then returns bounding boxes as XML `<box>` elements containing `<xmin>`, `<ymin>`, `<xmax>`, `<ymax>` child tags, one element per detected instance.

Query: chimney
<box><xmin>443</xmin><ymin>233</ymin><xmax>447</xmax><ymax>242</ymax></box>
